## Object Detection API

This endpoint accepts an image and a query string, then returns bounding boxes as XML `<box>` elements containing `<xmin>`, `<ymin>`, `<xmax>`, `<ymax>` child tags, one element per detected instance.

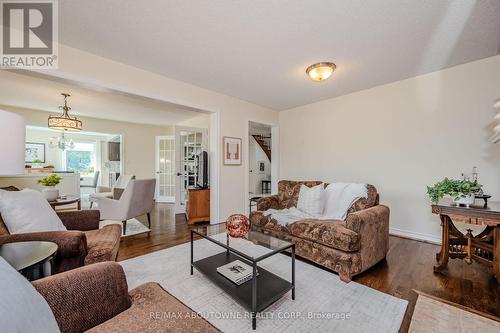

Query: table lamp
<box><xmin>0</xmin><ymin>110</ymin><xmax>25</xmax><ymax>175</ymax></box>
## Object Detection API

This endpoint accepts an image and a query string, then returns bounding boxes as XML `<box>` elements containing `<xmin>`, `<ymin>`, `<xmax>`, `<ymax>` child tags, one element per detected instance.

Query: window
<box><xmin>64</xmin><ymin>142</ymin><xmax>96</xmax><ymax>175</ymax></box>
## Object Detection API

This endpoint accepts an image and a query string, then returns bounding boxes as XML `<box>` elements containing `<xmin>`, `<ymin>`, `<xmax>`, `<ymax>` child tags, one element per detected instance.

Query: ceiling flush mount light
<box><xmin>48</xmin><ymin>93</ymin><xmax>82</xmax><ymax>131</ymax></box>
<box><xmin>306</xmin><ymin>62</ymin><xmax>336</xmax><ymax>82</ymax></box>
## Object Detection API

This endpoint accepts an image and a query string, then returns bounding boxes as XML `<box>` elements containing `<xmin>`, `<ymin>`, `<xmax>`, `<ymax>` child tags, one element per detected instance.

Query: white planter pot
<box><xmin>42</xmin><ymin>186</ymin><xmax>59</xmax><ymax>201</ymax></box>
<box><xmin>453</xmin><ymin>194</ymin><xmax>475</xmax><ymax>207</ymax></box>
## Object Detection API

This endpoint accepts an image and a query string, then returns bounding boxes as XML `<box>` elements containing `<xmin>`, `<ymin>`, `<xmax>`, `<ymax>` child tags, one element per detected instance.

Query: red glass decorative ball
<box><xmin>226</xmin><ymin>214</ymin><xmax>250</xmax><ymax>238</ymax></box>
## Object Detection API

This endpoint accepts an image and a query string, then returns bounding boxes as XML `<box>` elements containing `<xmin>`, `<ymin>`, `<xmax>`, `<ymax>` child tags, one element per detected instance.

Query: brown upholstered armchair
<box><xmin>33</xmin><ymin>262</ymin><xmax>219</xmax><ymax>333</ymax></box>
<box><xmin>0</xmin><ymin>209</ymin><xmax>122</xmax><ymax>274</ymax></box>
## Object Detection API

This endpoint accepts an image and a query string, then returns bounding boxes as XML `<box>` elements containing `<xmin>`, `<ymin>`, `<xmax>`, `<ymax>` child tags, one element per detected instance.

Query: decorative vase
<box><xmin>453</xmin><ymin>194</ymin><xmax>475</xmax><ymax>207</ymax></box>
<box><xmin>42</xmin><ymin>186</ymin><xmax>59</xmax><ymax>201</ymax></box>
<box><xmin>226</xmin><ymin>214</ymin><xmax>250</xmax><ymax>238</ymax></box>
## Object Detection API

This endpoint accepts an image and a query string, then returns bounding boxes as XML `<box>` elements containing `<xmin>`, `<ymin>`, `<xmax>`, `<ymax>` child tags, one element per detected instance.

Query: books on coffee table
<box><xmin>217</xmin><ymin>260</ymin><xmax>258</xmax><ymax>285</ymax></box>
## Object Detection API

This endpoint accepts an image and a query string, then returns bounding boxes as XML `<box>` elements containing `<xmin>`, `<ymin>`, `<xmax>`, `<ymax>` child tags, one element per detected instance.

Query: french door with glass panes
<box><xmin>174</xmin><ymin>126</ymin><xmax>208</xmax><ymax>214</ymax></box>
<box><xmin>155</xmin><ymin>136</ymin><xmax>175</xmax><ymax>203</ymax></box>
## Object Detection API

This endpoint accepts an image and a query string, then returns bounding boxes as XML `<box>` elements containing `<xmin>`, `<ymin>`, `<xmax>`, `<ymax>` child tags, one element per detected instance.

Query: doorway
<box><xmin>174</xmin><ymin>126</ymin><xmax>208</xmax><ymax>214</ymax></box>
<box><xmin>248</xmin><ymin>121</ymin><xmax>275</xmax><ymax>213</ymax></box>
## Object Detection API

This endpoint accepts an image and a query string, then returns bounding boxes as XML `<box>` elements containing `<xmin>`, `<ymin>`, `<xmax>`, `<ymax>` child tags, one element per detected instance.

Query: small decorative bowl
<box><xmin>226</xmin><ymin>214</ymin><xmax>250</xmax><ymax>238</ymax></box>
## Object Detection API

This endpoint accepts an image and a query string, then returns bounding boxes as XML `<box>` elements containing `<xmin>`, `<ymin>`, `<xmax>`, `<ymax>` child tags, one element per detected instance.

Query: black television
<box><xmin>196</xmin><ymin>151</ymin><xmax>209</xmax><ymax>188</ymax></box>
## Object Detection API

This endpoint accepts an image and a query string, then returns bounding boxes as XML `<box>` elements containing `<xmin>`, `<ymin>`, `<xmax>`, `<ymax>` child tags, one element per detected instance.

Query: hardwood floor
<box><xmin>118</xmin><ymin>203</ymin><xmax>500</xmax><ymax>332</ymax></box>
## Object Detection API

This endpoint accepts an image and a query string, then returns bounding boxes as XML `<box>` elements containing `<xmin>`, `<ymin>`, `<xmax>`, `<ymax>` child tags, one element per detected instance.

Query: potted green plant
<box><xmin>38</xmin><ymin>173</ymin><xmax>63</xmax><ymax>201</ymax></box>
<box><xmin>32</xmin><ymin>159</ymin><xmax>43</xmax><ymax>168</ymax></box>
<box><xmin>427</xmin><ymin>178</ymin><xmax>482</xmax><ymax>207</ymax></box>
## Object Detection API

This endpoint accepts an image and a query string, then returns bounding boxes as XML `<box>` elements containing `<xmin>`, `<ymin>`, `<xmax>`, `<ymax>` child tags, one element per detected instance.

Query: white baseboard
<box><xmin>389</xmin><ymin>227</ymin><xmax>441</xmax><ymax>245</ymax></box>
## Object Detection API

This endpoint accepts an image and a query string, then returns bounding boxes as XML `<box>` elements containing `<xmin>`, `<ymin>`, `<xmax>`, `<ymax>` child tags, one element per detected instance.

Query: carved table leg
<box><xmin>434</xmin><ymin>215</ymin><xmax>450</xmax><ymax>273</ymax></box>
<box><xmin>493</xmin><ymin>226</ymin><xmax>500</xmax><ymax>283</ymax></box>
<box><xmin>465</xmin><ymin>229</ymin><xmax>473</xmax><ymax>264</ymax></box>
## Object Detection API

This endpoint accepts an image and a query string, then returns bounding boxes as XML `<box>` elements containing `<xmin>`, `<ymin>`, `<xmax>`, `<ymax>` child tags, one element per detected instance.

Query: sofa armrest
<box><xmin>257</xmin><ymin>195</ymin><xmax>280</xmax><ymax>211</ymax></box>
<box><xmin>96</xmin><ymin>185</ymin><xmax>112</xmax><ymax>193</ymax></box>
<box><xmin>33</xmin><ymin>262</ymin><xmax>131</xmax><ymax>333</ymax></box>
<box><xmin>345</xmin><ymin>205</ymin><xmax>390</xmax><ymax>275</ymax></box>
<box><xmin>0</xmin><ymin>230</ymin><xmax>87</xmax><ymax>258</ymax></box>
<box><xmin>57</xmin><ymin>210</ymin><xmax>100</xmax><ymax>231</ymax></box>
<box><xmin>345</xmin><ymin>205</ymin><xmax>388</xmax><ymax>233</ymax></box>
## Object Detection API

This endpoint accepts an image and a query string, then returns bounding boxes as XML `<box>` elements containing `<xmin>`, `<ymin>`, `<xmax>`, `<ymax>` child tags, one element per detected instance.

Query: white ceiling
<box><xmin>0</xmin><ymin>71</ymin><xmax>207</xmax><ymax>126</ymax></box>
<box><xmin>58</xmin><ymin>0</ymin><xmax>500</xmax><ymax>111</ymax></box>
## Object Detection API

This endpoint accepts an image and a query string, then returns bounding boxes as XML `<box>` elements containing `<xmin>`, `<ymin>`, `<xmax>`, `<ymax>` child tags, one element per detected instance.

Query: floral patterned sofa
<box><xmin>250</xmin><ymin>180</ymin><xmax>389</xmax><ymax>282</ymax></box>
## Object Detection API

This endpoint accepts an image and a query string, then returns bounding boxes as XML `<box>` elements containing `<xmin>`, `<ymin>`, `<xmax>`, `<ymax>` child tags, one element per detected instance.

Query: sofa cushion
<box><xmin>0</xmin><ymin>257</ymin><xmax>60</xmax><ymax>333</ymax></box>
<box><xmin>87</xmin><ymin>282</ymin><xmax>220</xmax><ymax>333</ymax></box>
<box><xmin>89</xmin><ymin>191</ymin><xmax>113</xmax><ymax>203</ymax></box>
<box><xmin>278</xmin><ymin>180</ymin><xmax>323</xmax><ymax>208</ymax></box>
<box><xmin>289</xmin><ymin>219</ymin><xmax>360</xmax><ymax>252</ymax></box>
<box><xmin>84</xmin><ymin>224</ymin><xmax>122</xmax><ymax>265</ymax></box>
<box><xmin>0</xmin><ymin>188</ymin><xmax>66</xmax><ymax>234</ymax></box>
<box><xmin>297</xmin><ymin>184</ymin><xmax>325</xmax><ymax>215</ymax></box>
<box><xmin>250</xmin><ymin>210</ymin><xmax>291</xmax><ymax>235</ymax></box>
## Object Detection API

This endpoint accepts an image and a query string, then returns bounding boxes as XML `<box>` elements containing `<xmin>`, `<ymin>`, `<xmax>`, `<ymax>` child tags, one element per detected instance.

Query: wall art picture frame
<box><xmin>258</xmin><ymin>161</ymin><xmax>265</xmax><ymax>173</ymax></box>
<box><xmin>25</xmin><ymin>142</ymin><xmax>46</xmax><ymax>163</ymax></box>
<box><xmin>223</xmin><ymin>136</ymin><xmax>242</xmax><ymax>165</ymax></box>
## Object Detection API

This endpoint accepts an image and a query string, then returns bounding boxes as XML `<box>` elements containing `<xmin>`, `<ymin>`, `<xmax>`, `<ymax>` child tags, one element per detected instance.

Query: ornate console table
<box><xmin>432</xmin><ymin>199</ymin><xmax>500</xmax><ymax>283</ymax></box>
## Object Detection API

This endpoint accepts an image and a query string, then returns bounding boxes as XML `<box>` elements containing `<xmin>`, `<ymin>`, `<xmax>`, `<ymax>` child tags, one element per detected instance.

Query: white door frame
<box><xmin>245</xmin><ymin>120</ymin><xmax>279</xmax><ymax>215</ymax></box>
<box><xmin>209</xmin><ymin>111</ymin><xmax>220</xmax><ymax>224</ymax></box>
<box><xmin>174</xmin><ymin>126</ymin><xmax>209</xmax><ymax>214</ymax></box>
<box><xmin>155</xmin><ymin>135</ymin><xmax>175</xmax><ymax>203</ymax></box>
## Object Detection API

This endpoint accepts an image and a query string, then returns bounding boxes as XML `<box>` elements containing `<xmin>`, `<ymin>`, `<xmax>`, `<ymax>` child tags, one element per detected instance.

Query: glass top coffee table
<box><xmin>191</xmin><ymin>223</ymin><xmax>295</xmax><ymax>330</ymax></box>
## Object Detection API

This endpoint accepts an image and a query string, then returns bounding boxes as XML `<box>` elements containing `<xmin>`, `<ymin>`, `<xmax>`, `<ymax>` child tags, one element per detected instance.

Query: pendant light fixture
<box><xmin>48</xmin><ymin>93</ymin><xmax>82</xmax><ymax>131</ymax></box>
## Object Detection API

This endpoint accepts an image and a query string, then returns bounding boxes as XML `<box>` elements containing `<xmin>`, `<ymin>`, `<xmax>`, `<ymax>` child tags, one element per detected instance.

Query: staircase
<box><xmin>252</xmin><ymin>135</ymin><xmax>271</xmax><ymax>161</ymax></box>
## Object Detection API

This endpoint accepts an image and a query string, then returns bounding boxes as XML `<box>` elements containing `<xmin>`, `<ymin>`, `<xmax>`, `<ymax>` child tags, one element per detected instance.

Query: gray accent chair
<box><xmin>80</xmin><ymin>171</ymin><xmax>100</xmax><ymax>191</ymax></box>
<box><xmin>95</xmin><ymin>179</ymin><xmax>156</xmax><ymax>235</ymax></box>
<box><xmin>89</xmin><ymin>174</ymin><xmax>135</xmax><ymax>208</ymax></box>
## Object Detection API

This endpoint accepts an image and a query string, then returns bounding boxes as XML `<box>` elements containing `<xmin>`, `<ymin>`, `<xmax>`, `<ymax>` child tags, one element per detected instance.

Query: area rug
<box><xmin>99</xmin><ymin>218</ymin><xmax>150</xmax><ymax>237</ymax></box>
<box><xmin>120</xmin><ymin>234</ymin><xmax>408</xmax><ymax>332</ymax></box>
<box><xmin>409</xmin><ymin>291</ymin><xmax>500</xmax><ymax>332</ymax></box>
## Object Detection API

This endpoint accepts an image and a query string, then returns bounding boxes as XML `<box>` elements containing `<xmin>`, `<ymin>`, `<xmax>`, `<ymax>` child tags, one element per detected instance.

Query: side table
<box><xmin>0</xmin><ymin>241</ymin><xmax>58</xmax><ymax>281</ymax></box>
<box><xmin>432</xmin><ymin>199</ymin><xmax>500</xmax><ymax>282</ymax></box>
<box><xmin>48</xmin><ymin>195</ymin><xmax>81</xmax><ymax>210</ymax></box>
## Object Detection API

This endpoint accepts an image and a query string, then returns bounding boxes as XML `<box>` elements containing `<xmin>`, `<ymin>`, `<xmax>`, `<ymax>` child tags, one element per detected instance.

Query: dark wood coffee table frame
<box><xmin>191</xmin><ymin>228</ymin><xmax>295</xmax><ymax>330</ymax></box>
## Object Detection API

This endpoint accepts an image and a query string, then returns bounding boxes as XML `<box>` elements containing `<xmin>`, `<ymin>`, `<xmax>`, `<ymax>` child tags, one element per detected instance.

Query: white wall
<box><xmin>279</xmin><ymin>55</ymin><xmax>500</xmax><ymax>242</ymax></box>
<box><xmin>177</xmin><ymin>113</ymin><xmax>211</xmax><ymax>129</ymax></box>
<box><xmin>33</xmin><ymin>44</ymin><xmax>279</xmax><ymax>222</ymax></box>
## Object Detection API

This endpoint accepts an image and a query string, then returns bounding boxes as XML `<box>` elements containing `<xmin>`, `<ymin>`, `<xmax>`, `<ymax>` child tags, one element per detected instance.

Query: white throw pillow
<box><xmin>323</xmin><ymin>183</ymin><xmax>368</xmax><ymax>220</ymax></box>
<box><xmin>297</xmin><ymin>184</ymin><xmax>325</xmax><ymax>215</ymax></box>
<box><xmin>0</xmin><ymin>257</ymin><xmax>61</xmax><ymax>333</ymax></box>
<box><xmin>0</xmin><ymin>188</ymin><xmax>66</xmax><ymax>234</ymax></box>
